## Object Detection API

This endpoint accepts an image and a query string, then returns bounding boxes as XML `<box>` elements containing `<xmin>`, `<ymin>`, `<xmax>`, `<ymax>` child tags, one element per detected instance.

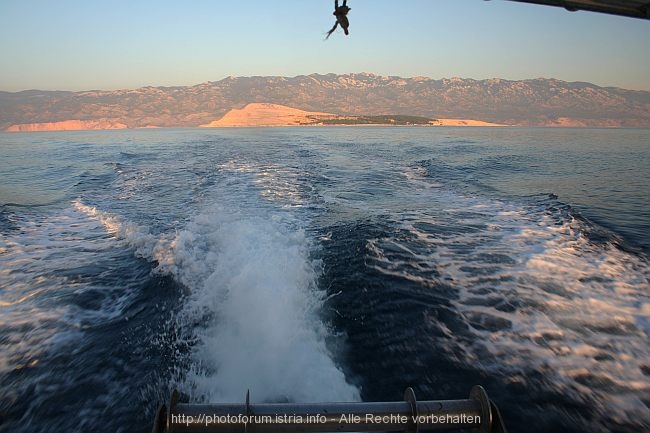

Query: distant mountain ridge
<box><xmin>2</xmin><ymin>73</ymin><xmax>649</xmax><ymax>130</ymax></box>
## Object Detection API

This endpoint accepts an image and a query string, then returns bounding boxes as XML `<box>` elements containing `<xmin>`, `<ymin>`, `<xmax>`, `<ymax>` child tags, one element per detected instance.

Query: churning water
<box><xmin>1</xmin><ymin>127</ymin><xmax>648</xmax><ymax>433</ymax></box>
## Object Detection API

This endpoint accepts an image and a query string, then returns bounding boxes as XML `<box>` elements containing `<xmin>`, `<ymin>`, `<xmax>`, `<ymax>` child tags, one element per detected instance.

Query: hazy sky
<box><xmin>1</xmin><ymin>0</ymin><xmax>648</xmax><ymax>92</ymax></box>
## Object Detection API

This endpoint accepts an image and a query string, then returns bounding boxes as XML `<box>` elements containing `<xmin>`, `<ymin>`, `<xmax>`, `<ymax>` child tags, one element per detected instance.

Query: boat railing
<box><xmin>152</xmin><ymin>386</ymin><xmax>507</xmax><ymax>433</ymax></box>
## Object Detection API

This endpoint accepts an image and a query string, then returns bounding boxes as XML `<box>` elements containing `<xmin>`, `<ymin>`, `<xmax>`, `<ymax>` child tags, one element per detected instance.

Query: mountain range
<box><xmin>2</xmin><ymin>73</ymin><xmax>650</xmax><ymax>130</ymax></box>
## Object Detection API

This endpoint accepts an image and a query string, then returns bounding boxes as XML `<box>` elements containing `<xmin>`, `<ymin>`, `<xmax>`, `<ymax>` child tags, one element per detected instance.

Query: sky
<box><xmin>1</xmin><ymin>0</ymin><xmax>649</xmax><ymax>92</ymax></box>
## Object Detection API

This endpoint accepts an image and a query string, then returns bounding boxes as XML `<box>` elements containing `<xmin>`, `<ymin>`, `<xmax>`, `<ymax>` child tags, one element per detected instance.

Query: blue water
<box><xmin>1</xmin><ymin>127</ymin><xmax>649</xmax><ymax>433</ymax></box>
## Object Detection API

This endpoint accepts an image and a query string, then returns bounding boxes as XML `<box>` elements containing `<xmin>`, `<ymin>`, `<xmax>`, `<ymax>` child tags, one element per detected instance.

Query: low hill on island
<box><xmin>198</xmin><ymin>103</ymin><xmax>505</xmax><ymax>128</ymax></box>
<box><xmin>199</xmin><ymin>103</ymin><xmax>334</xmax><ymax>127</ymax></box>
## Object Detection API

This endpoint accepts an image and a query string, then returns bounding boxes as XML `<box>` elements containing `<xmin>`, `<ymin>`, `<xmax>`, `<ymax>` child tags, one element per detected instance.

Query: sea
<box><xmin>0</xmin><ymin>127</ymin><xmax>648</xmax><ymax>433</ymax></box>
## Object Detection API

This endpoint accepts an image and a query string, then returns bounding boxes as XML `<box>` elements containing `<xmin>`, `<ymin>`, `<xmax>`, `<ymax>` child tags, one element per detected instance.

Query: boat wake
<box><xmin>73</xmin><ymin>161</ymin><xmax>360</xmax><ymax>404</ymax></box>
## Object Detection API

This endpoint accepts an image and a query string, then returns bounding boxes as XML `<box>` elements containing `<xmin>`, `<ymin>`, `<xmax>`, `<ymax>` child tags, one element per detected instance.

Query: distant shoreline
<box><xmin>5</xmin><ymin>123</ymin><xmax>513</xmax><ymax>132</ymax></box>
<box><xmin>8</xmin><ymin>102</ymin><xmax>645</xmax><ymax>132</ymax></box>
<box><xmin>10</xmin><ymin>123</ymin><xmax>643</xmax><ymax>133</ymax></box>
<box><xmin>5</xmin><ymin>103</ymin><xmax>510</xmax><ymax>132</ymax></box>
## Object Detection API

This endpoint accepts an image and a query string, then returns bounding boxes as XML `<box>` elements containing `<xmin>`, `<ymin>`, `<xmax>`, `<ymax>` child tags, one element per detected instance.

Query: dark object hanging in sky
<box><xmin>325</xmin><ymin>0</ymin><xmax>351</xmax><ymax>39</ymax></box>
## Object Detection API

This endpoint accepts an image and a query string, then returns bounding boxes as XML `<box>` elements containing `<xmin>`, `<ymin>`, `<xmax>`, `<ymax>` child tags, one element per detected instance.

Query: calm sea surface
<box><xmin>1</xmin><ymin>127</ymin><xmax>649</xmax><ymax>433</ymax></box>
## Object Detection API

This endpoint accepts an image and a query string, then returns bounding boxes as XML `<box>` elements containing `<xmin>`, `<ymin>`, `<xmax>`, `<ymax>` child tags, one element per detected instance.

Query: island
<box><xmin>199</xmin><ymin>103</ymin><xmax>505</xmax><ymax>128</ymax></box>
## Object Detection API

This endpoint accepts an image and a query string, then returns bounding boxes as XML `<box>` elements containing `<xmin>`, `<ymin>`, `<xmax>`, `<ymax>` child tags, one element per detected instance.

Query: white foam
<box><xmin>0</xmin><ymin>204</ymin><xmax>148</xmax><ymax>375</ymax></box>
<box><xmin>367</xmin><ymin>190</ymin><xmax>650</xmax><ymax>423</ymax></box>
<box><xmin>72</xmin><ymin>199</ymin><xmax>163</xmax><ymax>260</ymax></box>
<box><xmin>71</xmin><ymin>166</ymin><xmax>360</xmax><ymax>403</ymax></box>
<box><xmin>159</xmin><ymin>203</ymin><xmax>359</xmax><ymax>403</ymax></box>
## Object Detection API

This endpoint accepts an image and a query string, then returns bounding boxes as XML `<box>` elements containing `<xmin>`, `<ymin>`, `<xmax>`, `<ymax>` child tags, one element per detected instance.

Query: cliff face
<box><xmin>2</xmin><ymin>73</ymin><xmax>650</xmax><ymax>130</ymax></box>
<box><xmin>5</xmin><ymin>119</ymin><xmax>127</xmax><ymax>132</ymax></box>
